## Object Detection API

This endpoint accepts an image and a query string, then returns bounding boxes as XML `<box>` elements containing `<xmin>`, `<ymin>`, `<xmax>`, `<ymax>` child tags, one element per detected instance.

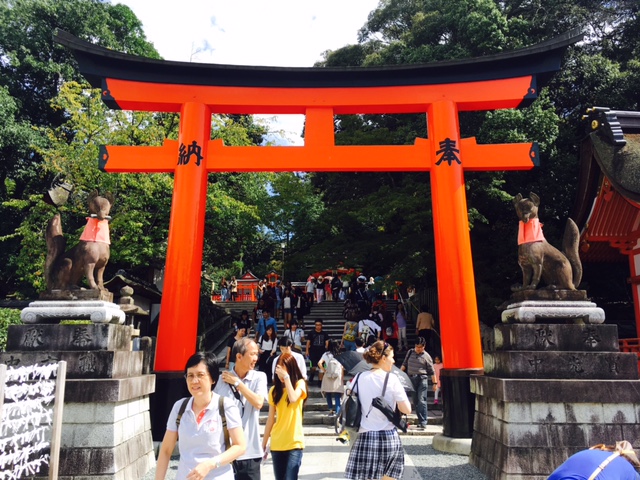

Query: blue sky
<box><xmin>115</xmin><ymin>0</ymin><xmax>380</xmax><ymax>144</ymax></box>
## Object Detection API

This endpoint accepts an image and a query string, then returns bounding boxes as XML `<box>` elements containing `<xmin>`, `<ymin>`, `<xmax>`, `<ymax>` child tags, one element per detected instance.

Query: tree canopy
<box><xmin>1</xmin><ymin>0</ymin><xmax>638</xmax><ymax>328</ymax></box>
<box><xmin>296</xmin><ymin>0</ymin><xmax>640</xmax><ymax>323</ymax></box>
<box><xmin>0</xmin><ymin>0</ymin><xmax>292</xmax><ymax>297</ymax></box>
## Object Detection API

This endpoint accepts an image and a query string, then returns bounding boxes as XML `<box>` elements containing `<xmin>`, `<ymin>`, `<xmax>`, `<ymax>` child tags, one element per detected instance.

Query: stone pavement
<box><xmin>145</xmin><ymin>424</ymin><xmax>489</xmax><ymax>480</ymax></box>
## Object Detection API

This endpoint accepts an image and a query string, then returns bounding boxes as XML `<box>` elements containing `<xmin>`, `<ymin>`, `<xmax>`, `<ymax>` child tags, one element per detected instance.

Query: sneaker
<box><xmin>326</xmin><ymin>410</ymin><xmax>335</xmax><ymax>417</ymax></box>
<box><xmin>415</xmin><ymin>424</ymin><xmax>426</xmax><ymax>430</ymax></box>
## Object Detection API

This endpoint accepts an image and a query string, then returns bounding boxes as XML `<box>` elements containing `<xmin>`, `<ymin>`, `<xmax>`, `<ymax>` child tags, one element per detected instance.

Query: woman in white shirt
<box><xmin>155</xmin><ymin>352</ymin><xmax>246</xmax><ymax>480</ymax></box>
<box><xmin>258</xmin><ymin>325</ymin><xmax>279</xmax><ymax>376</ymax></box>
<box><xmin>283</xmin><ymin>320</ymin><xmax>305</xmax><ymax>353</ymax></box>
<box><xmin>344</xmin><ymin>341</ymin><xmax>411</xmax><ymax>480</ymax></box>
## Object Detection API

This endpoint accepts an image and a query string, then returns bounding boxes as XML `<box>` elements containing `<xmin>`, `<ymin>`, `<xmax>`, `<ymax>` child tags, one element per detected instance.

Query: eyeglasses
<box><xmin>184</xmin><ymin>372</ymin><xmax>209</xmax><ymax>382</ymax></box>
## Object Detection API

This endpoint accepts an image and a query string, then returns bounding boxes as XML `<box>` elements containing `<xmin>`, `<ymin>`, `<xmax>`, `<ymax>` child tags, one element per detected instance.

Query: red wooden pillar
<box><xmin>629</xmin><ymin>251</ymin><xmax>640</xmax><ymax>339</ymax></box>
<box><xmin>429</xmin><ymin>100</ymin><xmax>482</xmax><ymax>370</ymax></box>
<box><xmin>429</xmin><ymin>100</ymin><xmax>483</xmax><ymax>437</ymax></box>
<box><xmin>155</xmin><ymin>102</ymin><xmax>211</xmax><ymax>371</ymax></box>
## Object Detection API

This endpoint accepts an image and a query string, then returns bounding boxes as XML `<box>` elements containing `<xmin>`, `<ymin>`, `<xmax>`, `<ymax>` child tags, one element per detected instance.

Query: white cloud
<box><xmin>114</xmin><ymin>0</ymin><xmax>380</xmax><ymax>144</ymax></box>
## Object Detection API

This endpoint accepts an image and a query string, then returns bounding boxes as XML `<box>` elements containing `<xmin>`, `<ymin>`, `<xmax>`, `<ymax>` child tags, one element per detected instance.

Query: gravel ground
<box><xmin>143</xmin><ymin>436</ymin><xmax>489</xmax><ymax>479</ymax></box>
<box><xmin>403</xmin><ymin>436</ymin><xmax>488</xmax><ymax>480</ymax></box>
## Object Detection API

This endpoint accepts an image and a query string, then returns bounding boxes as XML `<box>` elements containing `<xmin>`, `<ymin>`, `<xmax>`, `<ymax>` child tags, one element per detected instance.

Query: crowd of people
<box><xmin>157</xmin><ymin>275</ymin><xmax>444</xmax><ymax>480</ymax></box>
<box><xmin>157</xmin><ymin>274</ymin><xmax>640</xmax><ymax>480</ymax></box>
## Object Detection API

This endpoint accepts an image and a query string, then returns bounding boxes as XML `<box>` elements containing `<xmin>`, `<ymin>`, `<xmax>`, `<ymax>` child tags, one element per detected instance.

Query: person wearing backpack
<box><xmin>155</xmin><ymin>352</ymin><xmax>246</xmax><ymax>480</ymax></box>
<box><xmin>340</xmin><ymin>316</ymin><xmax>359</xmax><ymax>352</ymax></box>
<box><xmin>357</xmin><ymin>316</ymin><xmax>380</xmax><ymax>345</ymax></box>
<box><xmin>318</xmin><ymin>340</ymin><xmax>344</xmax><ymax>417</ymax></box>
<box><xmin>344</xmin><ymin>341</ymin><xmax>411</xmax><ymax>480</ymax></box>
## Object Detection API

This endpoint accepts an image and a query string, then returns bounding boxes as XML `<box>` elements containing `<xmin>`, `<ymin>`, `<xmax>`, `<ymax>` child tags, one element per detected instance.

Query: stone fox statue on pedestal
<box><xmin>44</xmin><ymin>192</ymin><xmax>113</xmax><ymax>291</ymax></box>
<box><xmin>512</xmin><ymin>192</ymin><xmax>582</xmax><ymax>291</ymax></box>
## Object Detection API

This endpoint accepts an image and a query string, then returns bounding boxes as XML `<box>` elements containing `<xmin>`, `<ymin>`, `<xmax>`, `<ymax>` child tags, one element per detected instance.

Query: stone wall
<box><xmin>470</xmin><ymin>323</ymin><xmax>640</xmax><ymax>479</ymax></box>
<box><xmin>1</xmin><ymin>324</ymin><xmax>155</xmax><ymax>479</ymax></box>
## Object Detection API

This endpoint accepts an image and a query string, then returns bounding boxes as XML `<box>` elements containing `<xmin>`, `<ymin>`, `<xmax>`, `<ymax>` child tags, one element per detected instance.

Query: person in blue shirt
<box><xmin>548</xmin><ymin>441</ymin><xmax>640</xmax><ymax>480</ymax></box>
<box><xmin>255</xmin><ymin>310</ymin><xmax>278</xmax><ymax>341</ymax></box>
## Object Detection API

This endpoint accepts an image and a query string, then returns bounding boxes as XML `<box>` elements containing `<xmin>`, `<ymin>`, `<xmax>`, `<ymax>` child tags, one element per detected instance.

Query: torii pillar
<box><xmin>56</xmin><ymin>29</ymin><xmax>581</xmax><ymax>439</ymax></box>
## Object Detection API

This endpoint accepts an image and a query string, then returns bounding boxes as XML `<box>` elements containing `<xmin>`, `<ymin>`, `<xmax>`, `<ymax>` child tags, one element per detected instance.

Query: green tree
<box><xmin>0</xmin><ymin>0</ymin><xmax>161</xmax><ymax>296</ymax></box>
<box><xmin>301</xmin><ymin>0</ymin><xmax>639</xmax><ymax>324</ymax></box>
<box><xmin>24</xmin><ymin>83</ymin><xmax>273</xmax><ymax>296</ymax></box>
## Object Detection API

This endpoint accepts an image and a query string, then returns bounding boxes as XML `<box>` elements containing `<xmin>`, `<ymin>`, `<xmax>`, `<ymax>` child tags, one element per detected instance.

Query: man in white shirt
<box><xmin>305</xmin><ymin>277</ymin><xmax>316</xmax><ymax>306</ymax></box>
<box><xmin>358</xmin><ymin>317</ymin><xmax>381</xmax><ymax>345</ymax></box>
<box><xmin>271</xmin><ymin>336</ymin><xmax>307</xmax><ymax>381</ymax></box>
<box><xmin>215</xmin><ymin>338</ymin><xmax>267</xmax><ymax>480</ymax></box>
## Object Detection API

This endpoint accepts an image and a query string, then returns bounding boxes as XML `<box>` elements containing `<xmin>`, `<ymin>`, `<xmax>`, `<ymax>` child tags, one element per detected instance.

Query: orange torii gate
<box><xmin>56</xmin><ymin>29</ymin><xmax>580</xmax><ymax>436</ymax></box>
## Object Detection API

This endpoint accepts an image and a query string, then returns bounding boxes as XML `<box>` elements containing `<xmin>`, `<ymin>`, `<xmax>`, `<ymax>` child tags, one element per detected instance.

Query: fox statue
<box><xmin>512</xmin><ymin>192</ymin><xmax>582</xmax><ymax>291</ymax></box>
<box><xmin>44</xmin><ymin>191</ymin><xmax>114</xmax><ymax>292</ymax></box>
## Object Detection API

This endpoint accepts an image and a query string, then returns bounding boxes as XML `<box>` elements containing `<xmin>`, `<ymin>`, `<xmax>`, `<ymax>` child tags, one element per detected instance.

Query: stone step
<box><xmin>258</xmin><ymin>384</ymin><xmax>443</xmax><ymax>425</ymax></box>
<box><xmin>258</xmin><ymin>408</ymin><xmax>443</xmax><ymax>426</ymax></box>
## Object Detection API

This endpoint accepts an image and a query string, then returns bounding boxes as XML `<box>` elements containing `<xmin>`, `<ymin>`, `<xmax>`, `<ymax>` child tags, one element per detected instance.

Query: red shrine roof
<box><xmin>572</xmin><ymin>108</ymin><xmax>640</xmax><ymax>262</ymax></box>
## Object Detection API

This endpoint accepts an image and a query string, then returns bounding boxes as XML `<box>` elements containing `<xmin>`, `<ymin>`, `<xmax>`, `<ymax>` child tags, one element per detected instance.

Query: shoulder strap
<box><xmin>175</xmin><ymin>397</ymin><xmax>190</xmax><ymax>438</ymax></box>
<box><xmin>381</xmin><ymin>372</ymin><xmax>390</xmax><ymax>395</ymax></box>
<box><xmin>219</xmin><ymin>396</ymin><xmax>230</xmax><ymax>450</ymax></box>
<box><xmin>587</xmin><ymin>451</ymin><xmax>621</xmax><ymax>480</ymax></box>
<box><xmin>348</xmin><ymin>373</ymin><xmax>361</xmax><ymax>396</ymax></box>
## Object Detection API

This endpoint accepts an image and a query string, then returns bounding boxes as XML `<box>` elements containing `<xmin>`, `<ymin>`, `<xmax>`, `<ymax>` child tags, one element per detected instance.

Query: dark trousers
<box><xmin>410</xmin><ymin>375</ymin><xmax>429</xmax><ymax>425</ymax></box>
<box><xmin>233</xmin><ymin>457</ymin><xmax>261</xmax><ymax>480</ymax></box>
<box><xmin>271</xmin><ymin>449</ymin><xmax>303</xmax><ymax>480</ymax></box>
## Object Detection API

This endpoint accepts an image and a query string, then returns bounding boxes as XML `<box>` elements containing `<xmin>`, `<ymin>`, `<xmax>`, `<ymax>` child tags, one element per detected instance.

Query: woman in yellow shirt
<box><xmin>262</xmin><ymin>353</ymin><xmax>307</xmax><ymax>480</ymax></box>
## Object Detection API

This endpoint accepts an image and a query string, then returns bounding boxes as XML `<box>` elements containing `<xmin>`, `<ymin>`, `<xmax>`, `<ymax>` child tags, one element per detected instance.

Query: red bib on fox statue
<box><xmin>79</xmin><ymin>217</ymin><xmax>110</xmax><ymax>244</ymax></box>
<box><xmin>518</xmin><ymin>218</ymin><xmax>545</xmax><ymax>245</ymax></box>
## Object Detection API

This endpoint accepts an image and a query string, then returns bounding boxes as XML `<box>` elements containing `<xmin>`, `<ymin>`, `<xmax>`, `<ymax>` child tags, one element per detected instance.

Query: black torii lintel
<box><xmin>54</xmin><ymin>28</ymin><xmax>583</xmax><ymax>93</ymax></box>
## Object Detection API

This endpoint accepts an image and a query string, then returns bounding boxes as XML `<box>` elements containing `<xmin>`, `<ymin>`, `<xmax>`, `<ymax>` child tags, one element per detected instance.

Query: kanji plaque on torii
<box><xmin>56</xmin><ymin>31</ymin><xmax>581</xmax><ymax>417</ymax></box>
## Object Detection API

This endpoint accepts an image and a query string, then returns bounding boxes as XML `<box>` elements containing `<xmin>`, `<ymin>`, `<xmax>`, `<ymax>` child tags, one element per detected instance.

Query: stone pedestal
<box><xmin>21</xmin><ymin>300</ymin><xmax>125</xmax><ymax>324</ymax></box>
<box><xmin>470</xmin><ymin>321</ymin><xmax>640</xmax><ymax>479</ymax></box>
<box><xmin>2</xmin><ymin>324</ymin><xmax>155</xmax><ymax>479</ymax></box>
<box><xmin>501</xmin><ymin>301</ymin><xmax>605</xmax><ymax>324</ymax></box>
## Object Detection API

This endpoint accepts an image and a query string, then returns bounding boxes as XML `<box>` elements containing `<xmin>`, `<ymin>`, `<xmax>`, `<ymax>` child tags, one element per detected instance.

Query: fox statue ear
<box><xmin>529</xmin><ymin>192</ymin><xmax>540</xmax><ymax>206</ymax></box>
<box><xmin>513</xmin><ymin>193</ymin><xmax>523</xmax><ymax>205</ymax></box>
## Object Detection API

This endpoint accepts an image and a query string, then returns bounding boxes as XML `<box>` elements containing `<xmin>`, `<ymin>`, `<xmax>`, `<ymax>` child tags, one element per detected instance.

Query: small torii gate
<box><xmin>56</xmin><ymin>29</ymin><xmax>580</xmax><ymax>436</ymax></box>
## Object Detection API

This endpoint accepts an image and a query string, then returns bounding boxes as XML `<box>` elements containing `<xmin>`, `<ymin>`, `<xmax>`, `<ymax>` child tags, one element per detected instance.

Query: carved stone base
<box><xmin>509</xmin><ymin>289</ymin><xmax>588</xmax><ymax>302</ymax></box>
<box><xmin>40</xmin><ymin>288</ymin><xmax>114</xmax><ymax>302</ymax></box>
<box><xmin>21</xmin><ymin>300</ymin><xmax>125</xmax><ymax>324</ymax></box>
<box><xmin>501</xmin><ymin>301</ymin><xmax>605</xmax><ymax>324</ymax></box>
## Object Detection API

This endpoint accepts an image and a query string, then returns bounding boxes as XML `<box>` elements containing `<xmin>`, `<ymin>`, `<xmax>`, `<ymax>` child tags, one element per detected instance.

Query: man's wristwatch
<box><xmin>233</xmin><ymin>380</ymin><xmax>240</xmax><ymax>388</ymax></box>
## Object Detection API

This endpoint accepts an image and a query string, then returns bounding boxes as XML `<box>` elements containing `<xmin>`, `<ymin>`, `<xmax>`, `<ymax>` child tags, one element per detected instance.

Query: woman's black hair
<box><xmin>184</xmin><ymin>351</ymin><xmax>219</xmax><ymax>389</ymax></box>
<box><xmin>264</xmin><ymin>324</ymin><xmax>277</xmax><ymax>341</ymax></box>
<box><xmin>328</xmin><ymin>339</ymin><xmax>340</xmax><ymax>356</ymax></box>
<box><xmin>280</xmin><ymin>336</ymin><xmax>294</xmax><ymax>348</ymax></box>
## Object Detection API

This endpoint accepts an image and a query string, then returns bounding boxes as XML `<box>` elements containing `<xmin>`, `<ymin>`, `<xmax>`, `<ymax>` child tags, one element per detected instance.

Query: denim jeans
<box><xmin>342</xmin><ymin>340</ymin><xmax>356</xmax><ymax>351</ymax></box>
<box><xmin>271</xmin><ymin>449</ymin><xmax>303</xmax><ymax>480</ymax></box>
<box><xmin>411</xmin><ymin>375</ymin><xmax>429</xmax><ymax>425</ymax></box>
<box><xmin>325</xmin><ymin>392</ymin><xmax>341</xmax><ymax>414</ymax></box>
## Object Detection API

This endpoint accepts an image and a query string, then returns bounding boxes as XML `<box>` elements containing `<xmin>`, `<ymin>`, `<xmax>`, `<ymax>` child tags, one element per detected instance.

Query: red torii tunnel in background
<box><xmin>56</xmin><ymin>29</ymin><xmax>581</xmax><ymax>437</ymax></box>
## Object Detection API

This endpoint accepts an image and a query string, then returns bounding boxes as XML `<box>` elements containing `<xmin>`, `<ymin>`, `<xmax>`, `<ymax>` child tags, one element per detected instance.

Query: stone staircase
<box><xmin>257</xmin><ymin>383</ymin><xmax>443</xmax><ymax>432</ymax></box>
<box><xmin>218</xmin><ymin>298</ymin><xmax>442</xmax><ymax>430</ymax></box>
